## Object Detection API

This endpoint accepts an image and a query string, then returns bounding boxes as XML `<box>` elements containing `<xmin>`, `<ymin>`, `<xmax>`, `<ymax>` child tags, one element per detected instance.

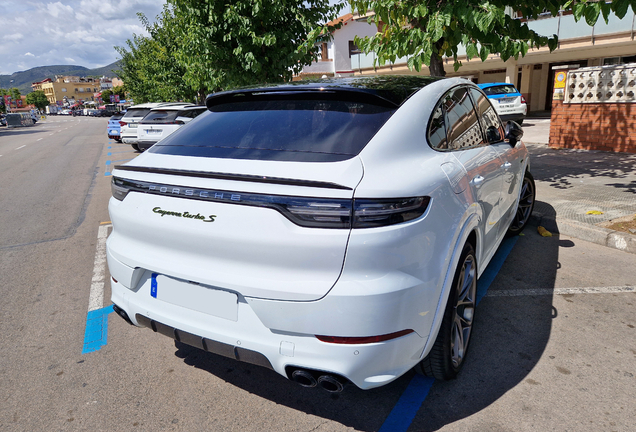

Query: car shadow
<box><xmin>169</xmin><ymin>204</ymin><xmax>561</xmax><ymax>431</ymax></box>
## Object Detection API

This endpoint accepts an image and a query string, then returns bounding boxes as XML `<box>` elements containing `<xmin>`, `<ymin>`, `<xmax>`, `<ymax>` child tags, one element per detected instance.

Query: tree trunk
<box><xmin>428</xmin><ymin>52</ymin><xmax>446</xmax><ymax>77</ymax></box>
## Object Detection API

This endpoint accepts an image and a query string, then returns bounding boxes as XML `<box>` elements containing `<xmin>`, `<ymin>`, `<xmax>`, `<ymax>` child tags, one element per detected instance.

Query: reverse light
<box><xmin>316</xmin><ymin>329</ymin><xmax>414</xmax><ymax>344</ymax></box>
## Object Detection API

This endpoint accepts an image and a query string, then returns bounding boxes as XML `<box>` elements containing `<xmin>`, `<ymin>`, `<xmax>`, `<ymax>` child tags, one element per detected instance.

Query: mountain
<box><xmin>0</xmin><ymin>61</ymin><xmax>121</xmax><ymax>95</ymax></box>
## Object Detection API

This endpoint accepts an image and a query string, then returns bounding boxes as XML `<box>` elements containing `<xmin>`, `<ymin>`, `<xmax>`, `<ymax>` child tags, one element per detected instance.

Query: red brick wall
<box><xmin>549</xmin><ymin>100</ymin><xmax>636</xmax><ymax>153</ymax></box>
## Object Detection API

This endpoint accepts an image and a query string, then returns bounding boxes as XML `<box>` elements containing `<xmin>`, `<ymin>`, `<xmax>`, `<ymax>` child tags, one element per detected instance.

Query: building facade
<box><xmin>32</xmin><ymin>76</ymin><xmax>103</xmax><ymax>106</ymax></box>
<box><xmin>302</xmin><ymin>10</ymin><xmax>636</xmax><ymax>114</ymax></box>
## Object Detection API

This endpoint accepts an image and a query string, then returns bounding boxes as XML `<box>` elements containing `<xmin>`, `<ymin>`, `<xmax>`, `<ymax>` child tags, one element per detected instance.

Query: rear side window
<box><xmin>469</xmin><ymin>88</ymin><xmax>504</xmax><ymax>143</ymax></box>
<box><xmin>140</xmin><ymin>110</ymin><xmax>179</xmax><ymax>124</ymax></box>
<box><xmin>444</xmin><ymin>87</ymin><xmax>484</xmax><ymax>150</ymax></box>
<box><xmin>428</xmin><ymin>87</ymin><xmax>484</xmax><ymax>151</ymax></box>
<box><xmin>481</xmin><ymin>85</ymin><xmax>519</xmax><ymax>96</ymax></box>
<box><xmin>149</xmin><ymin>99</ymin><xmax>395</xmax><ymax>162</ymax></box>
<box><xmin>122</xmin><ymin>108</ymin><xmax>152</xmax><ymax>119</ymax></box>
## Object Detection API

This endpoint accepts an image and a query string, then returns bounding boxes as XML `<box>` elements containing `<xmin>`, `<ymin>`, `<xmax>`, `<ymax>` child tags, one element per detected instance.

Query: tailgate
<box><xmin>108</xmin><ymin>155</ymin><xmax>363</xmax><ymax>301</ymax></box>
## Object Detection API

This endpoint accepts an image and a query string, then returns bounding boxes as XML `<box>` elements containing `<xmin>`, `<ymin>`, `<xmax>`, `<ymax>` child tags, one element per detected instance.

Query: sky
<box><xmin>0</xmin><ymin>0</ymin><xmax>167</xmax><ymax>75</ymax></box>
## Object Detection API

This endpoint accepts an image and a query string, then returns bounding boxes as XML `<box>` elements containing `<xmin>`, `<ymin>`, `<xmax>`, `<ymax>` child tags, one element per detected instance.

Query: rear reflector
<box><xmin>316</xmin><ymin>329</ymin><xmax>414</xmax><ymax>344</ymax></box>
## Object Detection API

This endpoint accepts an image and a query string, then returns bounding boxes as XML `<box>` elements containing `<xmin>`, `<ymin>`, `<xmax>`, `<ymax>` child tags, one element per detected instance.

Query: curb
<box><xmin>529</xmin><ymin>212</ymin><xmax>636</xmax><ymax>255</ymax></box>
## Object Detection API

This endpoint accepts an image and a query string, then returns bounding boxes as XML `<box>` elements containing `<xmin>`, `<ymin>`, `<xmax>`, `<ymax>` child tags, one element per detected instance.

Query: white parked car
<box><xmin>119</xmin><ymin>102</ymin><xmax>184</xmax><ymax>151</ymax></box>
<box><xmin>136</xmin><ymin>105</ymin><xmax>206</xmax><ymax>151</ymax></box>
<box><xmin>477</xmin><ymin>82</ymin><xmax>527</xmax><ymax>124</ymax></box>
<box><xmin>107</xmin><ymin>77</ymin><xmax>535</xmax><ymax>392</ymax></box>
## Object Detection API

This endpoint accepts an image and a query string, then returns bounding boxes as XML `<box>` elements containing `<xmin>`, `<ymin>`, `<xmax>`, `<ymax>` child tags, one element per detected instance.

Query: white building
<box><xmin>297</xmin><ymin>13</ymin><xmax>377</xmax><ymax>79</ymax></box>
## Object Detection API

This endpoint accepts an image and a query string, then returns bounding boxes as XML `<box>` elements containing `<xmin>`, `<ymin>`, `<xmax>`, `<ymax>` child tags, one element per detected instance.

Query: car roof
<box><xmin>148</xmin><ymin>104</ymin><xmax>195</xmax><ymax>112</ymax></box>
<box><xmin>206</xmin><ymin>76</ymin><xmax>441</xmax><ymax>109</ymax></box>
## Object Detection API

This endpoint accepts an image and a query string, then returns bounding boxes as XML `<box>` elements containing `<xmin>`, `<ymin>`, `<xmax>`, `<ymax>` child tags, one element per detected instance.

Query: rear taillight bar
<box><xmin>111</xmin><ymin>177</ymin><xmax>430</xmax><ymax>229</ymax></box>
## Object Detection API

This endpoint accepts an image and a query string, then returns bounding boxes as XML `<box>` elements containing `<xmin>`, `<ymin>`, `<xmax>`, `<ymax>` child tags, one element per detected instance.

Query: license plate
<box><xmin>150</xmin><ymin>273</ymin><xmax>238</xmax><ymax>321</ymax></box>
<box><xmin>145</xmin><ymin>129</ymin><xmax>161</xmax><ymax>134</ymax></box>
<box><xmin>498</xmin><ymin>98</ymin><xmax>516</xmax><ymax>104</ymax></box>
<box><xmin>130</xmin><ymin>123</ymin><xmax>138</xmax><ymax>128</ymax></box>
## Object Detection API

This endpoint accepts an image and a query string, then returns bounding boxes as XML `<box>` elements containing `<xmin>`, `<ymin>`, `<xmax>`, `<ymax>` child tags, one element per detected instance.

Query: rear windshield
<box><xmin>149</xmin><ymin>99</ymin><xmax>395</xmax><ymax>162</ymax></box>
<box><xmin>481</xmin><ymin>85</ymin><xmax>519</xmax><ymax>96</ymax></box>
<box><xmin>139</xmin><ymin>110</ymin><xmax>179</xmax><ymax>124</ymax></box>
<box><xmin>122</xmin><ymin>108</ymin><xmax>152</xmax><ymax>119</ymax></box>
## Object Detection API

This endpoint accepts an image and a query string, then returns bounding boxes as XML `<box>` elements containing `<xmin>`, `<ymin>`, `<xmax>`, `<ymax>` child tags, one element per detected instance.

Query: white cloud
<box><xmin>3</xmin><ymin>33</ymin><xmax>24</xmax><ymax>41</ymax></box>
<box><xmin>0</xmin><ymin>0</ymin><xmax>166</xmax><ymax>75</ymax></box>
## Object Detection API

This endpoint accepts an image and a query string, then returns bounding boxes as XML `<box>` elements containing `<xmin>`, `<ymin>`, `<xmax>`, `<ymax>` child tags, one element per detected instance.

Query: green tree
<box><xmin>101</xmin><ymin>89</ymin><xmax>113</xmax><ymax>103</ymax></box>
<box><xmin>167</xmin><ymin>0</ymin><xmax>343</xmax><ymax>96</ymax></box>
<box><xmin>10</xmin><ymin>88</ymin><xmax>21</xmax><ymax>101</ymax></box>
<box><xmin>112</xmin><ymin>85</ymin><xmax>126</xmax><ymax>99</ymax></box>
<box><xmin>349</xmin><ymin>0</ymin><xmax>636</xmax><ymax>77</ymax></box>
<box><xmin>116</xmin><ymin>1</ymin><xmax>342</xmax><ymax>102</ymax></box>
<box><xmin>26</xmin><ymin>90</ymin><xmax>49</xmax><ymax>111</ymax></box>
<box><xmin>0</xmin><ymin>88</ymin><xmax>7</xmax><ymax>113</ymax></box>
<box><xmin>116</xmin><ymin>6</ymin><xmax>199</xmax><ymax>103</ymax></box>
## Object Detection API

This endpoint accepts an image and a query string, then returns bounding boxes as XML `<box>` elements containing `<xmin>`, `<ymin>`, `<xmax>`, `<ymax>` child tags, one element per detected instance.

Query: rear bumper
<box><xmin>110</xmin><ymin>275</ymin><xmax>425</xmax><ymax>390</ymax></box>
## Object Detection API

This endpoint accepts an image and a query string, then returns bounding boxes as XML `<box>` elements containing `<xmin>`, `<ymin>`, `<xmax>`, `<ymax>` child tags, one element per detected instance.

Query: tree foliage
<box><xmin>26</xmin><ymin>90</ymin><xmax>49</xmax><ymax>111</ymax></box>
<box><xmin>116</xmin><ymin>6</ymin><xmax>196</xmax><ymax>103</ymax></box>
<box><xmin>116</xmin><ymin>1</ymin><xmax>343</xmax><ymax>103</ymax></box>
<box><xmin>349</xmin><ymin>0</ymin><xmax>636</xmax><ymax>77</ymax></box>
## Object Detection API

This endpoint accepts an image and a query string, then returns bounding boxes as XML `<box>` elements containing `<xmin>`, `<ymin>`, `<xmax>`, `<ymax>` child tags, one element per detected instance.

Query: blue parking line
<box><xmin>379</xmin><ymin>236</ymin><xmax>518</xmax><ymax>431</ymax></box>
<box><xmin>104</xmin><ymin>158</ymin><xmax>134</xmax><ymax>176</ymax></box>
<box><xmin>82</xmin><ymin>305</ymin><xmax>114</xmax><ymax>354</ymax></box>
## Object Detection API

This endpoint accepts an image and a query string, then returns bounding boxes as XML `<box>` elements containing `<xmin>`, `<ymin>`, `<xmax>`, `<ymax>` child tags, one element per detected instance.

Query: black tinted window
<box><xmin>149</xmin><ymin>99</ymin><xmax>395</xmax><ymax>162</ymax></box>
<box><xmin>428</xmin><ymin>105</ymin><xmax>447</xmax><ymax>150</ymax></box>
<box><xmin>469</xmin><ymin>88</ymin><xmax>503</xmax><ymax>143</ymax></box>
<box><xmin>122</xmin><ymin>108</ymin><xmax>152</xmax><ymax>119</ymax></box>
<box><xmin>444</xmin><ymin>87</ymin><xmax>484</xmax><ymax>150</ymax></box>
<box><xmin>140</xmin><ymin>110</ymin><xmax>179</xmax><ymax>124</ymax></box>
<box><xmin>480</xmin><ymin>85</ymin><xmax>519</xmax><ymax>96</ymax></box>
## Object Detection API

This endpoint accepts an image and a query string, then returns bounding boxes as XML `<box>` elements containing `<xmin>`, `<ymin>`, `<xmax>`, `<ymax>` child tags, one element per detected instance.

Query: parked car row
<box><xmin>111</xmin><ymin>102</ymin><xmax>206</xmax><ymax>151</ymax></box>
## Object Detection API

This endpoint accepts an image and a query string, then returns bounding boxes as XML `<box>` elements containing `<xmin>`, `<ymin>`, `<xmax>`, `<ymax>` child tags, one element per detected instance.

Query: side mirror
<box><xmin>505</xmin><ymin>121</ymin><xmax>524</xmax><ymax>147</ymax></box>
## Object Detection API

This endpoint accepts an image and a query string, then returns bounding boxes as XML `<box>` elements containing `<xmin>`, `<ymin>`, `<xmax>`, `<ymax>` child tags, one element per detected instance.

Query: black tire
<box><xmin>416</xmin><ymin>242</ymin><xmax>477</xmax><ymax>380</ymax></box>
<box><xmin>517</xmin><ymin>119</ymin><xmax>524</xmax><ymax>125</ymax></box>
<box><xmin>131</xmin><ymin>143</ymin><xmax>140</xmax><ymax>152</ymax></box>
<box><xmin>506</xmin><ymin>170</ymin><xmax>536</xmax><ymax>237</ymax></box>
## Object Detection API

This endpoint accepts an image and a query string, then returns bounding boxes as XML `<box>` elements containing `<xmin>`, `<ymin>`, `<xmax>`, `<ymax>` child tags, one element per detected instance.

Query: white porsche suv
<box><xmin>107</xmin><ymin>77</ymin><xmax>534</xmax><ymax>392</ymax></box>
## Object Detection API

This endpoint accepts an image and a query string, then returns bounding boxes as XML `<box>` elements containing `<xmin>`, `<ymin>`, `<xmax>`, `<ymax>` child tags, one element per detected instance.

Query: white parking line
<box><xmin>16</xmin><ymin>145</ymin><xmax>26</xmax><ymax>150</ymax></box>
<box><xmin>88</xmin><ymin>223</ymin><xmax>112</xmax><ymax>312</ymax></box>
<box><xmin>487</xmin><ymin>286</ymin><xmax>635</xmax><ymax>297</ymax></box>
<box><xmin>37</xmin><ymin>138</ymin><xmax>43</xmax><ymax>141</ymax></box>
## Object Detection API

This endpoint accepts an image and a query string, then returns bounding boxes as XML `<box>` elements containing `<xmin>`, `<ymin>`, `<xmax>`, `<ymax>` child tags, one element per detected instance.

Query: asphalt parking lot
<box><xmin>0</xmin><ymin>116</ymin><xmax>634</xmax><ymax>431</ymax></box>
